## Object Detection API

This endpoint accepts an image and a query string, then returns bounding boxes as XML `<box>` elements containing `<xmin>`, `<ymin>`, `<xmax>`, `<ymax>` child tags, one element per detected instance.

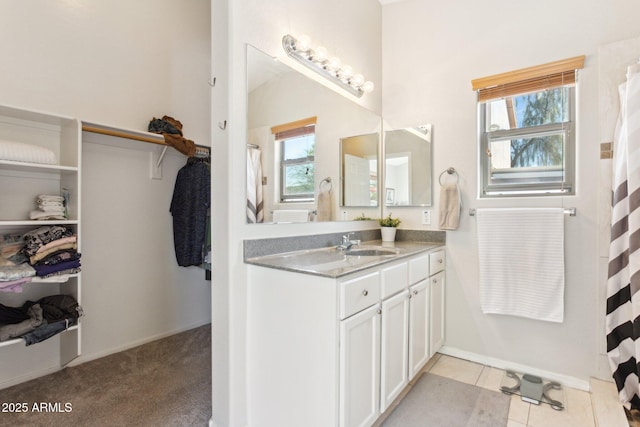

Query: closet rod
<box><xmin>82</xmin><ymin>125</ymin><xmax>167</xmax><ymax>146</ymax></box>
<box><xmin>82</xmin><ymin>123</ymin><xmax>211</xmax><ymax>152</ymax></box>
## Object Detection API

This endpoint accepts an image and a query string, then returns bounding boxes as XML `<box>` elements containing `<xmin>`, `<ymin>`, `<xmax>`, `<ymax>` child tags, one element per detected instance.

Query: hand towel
<box><xmin>477</xmin><ymin>207</ymin><xmax>565</xmax><ymax>322</ymax></box>
<box><xmin>438</xmin><ymin>183</ymin><xmax>461</xmax><ymax>230</ymax></box>
<box><xmin>316</xmin><ymin>189</ymin><xmax>333</xmax><ymax>221</ymax></box>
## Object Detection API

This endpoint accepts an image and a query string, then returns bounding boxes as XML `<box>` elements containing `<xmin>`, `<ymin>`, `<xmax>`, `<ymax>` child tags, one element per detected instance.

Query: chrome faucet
<box><xmin>337</xmin><ymin>232</ymin><xmax>359</xmax><ymax>251</ymax></box>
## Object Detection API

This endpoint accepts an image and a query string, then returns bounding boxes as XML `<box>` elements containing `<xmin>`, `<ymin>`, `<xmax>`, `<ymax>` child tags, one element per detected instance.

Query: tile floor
<box><xmin>378</xmin><ymin>353</ymin><xmax>629</xmax><ymax>427</ymax></box>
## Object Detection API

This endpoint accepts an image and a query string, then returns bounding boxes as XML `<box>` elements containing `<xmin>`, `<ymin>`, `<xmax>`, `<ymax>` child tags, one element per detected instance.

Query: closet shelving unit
<box><xmin>0</xmin><ymin>104</ymin><xmax>82</xmax><ymax>377</ymax></box>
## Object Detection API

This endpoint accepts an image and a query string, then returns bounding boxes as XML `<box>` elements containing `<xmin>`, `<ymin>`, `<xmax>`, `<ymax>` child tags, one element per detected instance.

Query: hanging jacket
<box><xmin>170</xmin><ymin>158</ymin><xmax>211</xmax><ymax>267</ymax></box>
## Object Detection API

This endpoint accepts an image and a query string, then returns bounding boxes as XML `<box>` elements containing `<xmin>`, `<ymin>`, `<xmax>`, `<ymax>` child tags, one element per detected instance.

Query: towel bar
<box><xmin>468</xmin><ymin>208</ymin><xmax>576</xmax><ymax>216</ymax></box>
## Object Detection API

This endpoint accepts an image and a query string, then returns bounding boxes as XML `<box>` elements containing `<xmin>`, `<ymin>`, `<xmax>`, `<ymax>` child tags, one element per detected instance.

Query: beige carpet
<box><xmin>0</xmin><ymin>324</ymin><xmax>211</xmax><ymax>427</ymax></box>
<box><xmin>382</xmin><ymin>373</ymin><xmax>510</xmax><ymax>427</ymax></box>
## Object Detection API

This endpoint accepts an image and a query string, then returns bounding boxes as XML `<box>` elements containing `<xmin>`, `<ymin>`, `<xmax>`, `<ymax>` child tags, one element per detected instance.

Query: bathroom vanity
<box><xmin>245</xmin><ymin>240</ymin><xmax>445</xmax><ymax>427</ymax></box>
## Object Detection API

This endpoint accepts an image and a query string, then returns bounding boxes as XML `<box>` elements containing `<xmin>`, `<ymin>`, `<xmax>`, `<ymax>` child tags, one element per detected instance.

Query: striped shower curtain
<box><xmin>607</xmin><ymin>63</ymin><xmax>640</xmax><ymax>408</ymax></box>
<box><xmin>246</xmin><ymin>147</ymin><xmax>264</xmax><ymax>223</ymax></box>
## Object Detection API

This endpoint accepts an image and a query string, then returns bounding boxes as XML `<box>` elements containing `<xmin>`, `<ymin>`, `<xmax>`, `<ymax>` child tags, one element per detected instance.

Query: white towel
<box><xmin>477</xmin><ymin>208</ymin><xmax>565</xmax><ymax>323</ymax></box>
<box><xmin>438</xmin><ymin>183</ymin><xmax>461</xmax><ymax>230</ymax></box>
<box><xmin>273</xmin><ymin>210</ymin><xmax>309</xmax><ymax>223</ymax></box>
<box><xmin>0</xmin><ymin>140</ymin><xmax>57</xmax><ymax>165</ymax></box>
<box><xmin>316</xmin><ymin>189</ymin><xmax>332</xmax><ymax>222</ymax></box>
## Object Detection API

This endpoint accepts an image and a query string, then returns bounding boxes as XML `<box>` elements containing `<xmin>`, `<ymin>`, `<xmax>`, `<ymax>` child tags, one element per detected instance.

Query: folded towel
<box><xmin>0</xmin><ymin>141</ymin><xmax>57</xmax><ymax>165</ymax></box>
<box><xmin>316</xmin><ymin>189</ymin><xmax>332</xmax><ymax>221</ymax></box>
<box><xmin>29</xmin><ymin>210</ymin><xmax>67</xmax><ymax>221</ymax></box>
<box><xmin>477</xmin><ymin>208</ymin><xmax>565</xmax><ymax>323</ymax></box>
<box><xmin>37</xmin><ymin>195</ymin><xmax>64</xmax><ymax>203</ymax></box>
<box><xmin>438</xmin><ymin>183</ymin><xmax>461</xmax><ymax>230</ymax></box>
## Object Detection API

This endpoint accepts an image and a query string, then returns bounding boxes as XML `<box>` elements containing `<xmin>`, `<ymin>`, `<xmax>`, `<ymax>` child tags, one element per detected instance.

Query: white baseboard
<box><xmin>439</xmin><ymin>345</ymin><xmax>591</xmax><ymax>391</ymax></box>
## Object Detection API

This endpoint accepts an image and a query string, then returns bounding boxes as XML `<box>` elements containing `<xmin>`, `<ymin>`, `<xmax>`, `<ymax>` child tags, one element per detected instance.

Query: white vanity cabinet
<box><xmin>0</xmin><ymin>104</ymin><xmax>82</xmax><ymax>388</ymax></box>
<box><xmin>246</xmin><ymin>245</ymin><xmax>445</xmax><ymax>427</ymax></box>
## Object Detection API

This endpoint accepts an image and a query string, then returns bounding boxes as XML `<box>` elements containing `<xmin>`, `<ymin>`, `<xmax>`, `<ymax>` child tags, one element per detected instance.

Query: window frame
<box><xmin>472</xmin><ymin>56</ymin><xmax>584</xmax><ymax>198</ymax></box>
<box><xmin>478</xmin><ymin>86</ymin><xmax>576</xmax><ymax>197</ymax></box>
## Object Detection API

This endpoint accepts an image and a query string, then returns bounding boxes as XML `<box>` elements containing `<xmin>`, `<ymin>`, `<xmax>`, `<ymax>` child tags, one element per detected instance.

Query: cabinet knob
<box><xmin>438</xmin><ymin>259</ymin><xmax>443</xmax><ymax>263</ymax></box>
<box><xmin>433</xmin><ymin>279</ymin><xmax>437</xmax><ymax>283</ymax></box>
<box><xmin>377</xmin><ymin>308</ymin><xmax>382</xmax><ymax>315</ymax></box>
<box><xmin>413</xmin><ymin>290</ymin><xmax>419</xmax><ymax>295</ymax></box>
<box><xmin>362</xmin><ymin>289</ymin><xmax>368</xmax><ymax>296</ymax></box>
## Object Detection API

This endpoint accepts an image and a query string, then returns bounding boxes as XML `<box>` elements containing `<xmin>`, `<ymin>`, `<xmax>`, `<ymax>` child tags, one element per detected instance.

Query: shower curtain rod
<box><xmin>468</xmin><ymin>207</ymin><xmax>576</xmax><ymax>216</ymax></box>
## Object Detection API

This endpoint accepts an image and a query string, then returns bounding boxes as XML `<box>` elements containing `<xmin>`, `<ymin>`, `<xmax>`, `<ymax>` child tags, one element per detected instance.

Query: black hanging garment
<box><xmin>170</xmin><ymin>157</ymin><xmax>211</xmax><ymax>267</ymax></box>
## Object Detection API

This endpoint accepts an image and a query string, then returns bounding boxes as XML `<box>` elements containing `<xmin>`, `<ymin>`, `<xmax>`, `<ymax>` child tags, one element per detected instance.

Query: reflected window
<box><xmin>274</xmin><ymin>121</ymin><xmax>316</xmax><ymax>202</ymax></box>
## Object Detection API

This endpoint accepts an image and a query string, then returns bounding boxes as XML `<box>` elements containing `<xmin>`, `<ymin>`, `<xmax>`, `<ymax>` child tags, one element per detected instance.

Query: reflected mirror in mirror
<box><xmin>246</xmin><ymin>44</ymin><xmax>381</xmax><ymax>224</ymax></box>
<box><xmin>341</xmin><ymin>134</ymin><xmax>378</xmax><ymax>207</ymax></box>
<box><xmin>384</xmin><ymin>125</ymin><xmax>432</xmax><ymax>206</ymax></box>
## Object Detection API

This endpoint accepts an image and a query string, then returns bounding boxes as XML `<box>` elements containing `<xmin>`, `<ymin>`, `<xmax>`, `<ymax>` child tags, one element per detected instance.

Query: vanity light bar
<box><xmin>282</xmin><ymin>34</ymin><xmax>374</xmax><ymax>98</ymax></box>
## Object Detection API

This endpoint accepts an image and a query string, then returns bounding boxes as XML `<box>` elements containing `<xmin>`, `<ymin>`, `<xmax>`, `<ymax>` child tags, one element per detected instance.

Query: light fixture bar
<box><xmin>282</xmin><ymin>34</ymin><xmax>373</xmax><ymax>98</ymax></box>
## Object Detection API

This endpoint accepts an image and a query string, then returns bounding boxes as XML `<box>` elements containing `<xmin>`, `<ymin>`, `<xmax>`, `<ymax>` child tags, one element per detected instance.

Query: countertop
<box><xmin>244</xmin><ymin>240</ymin><xmax>444</xmax><ymax>278</ymax></box>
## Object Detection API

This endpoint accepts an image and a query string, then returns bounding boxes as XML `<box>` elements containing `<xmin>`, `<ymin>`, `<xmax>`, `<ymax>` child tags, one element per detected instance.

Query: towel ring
<box><xmin>439</xmin><ymin>167</ymin><xmax>459</xmax><ymax>186</ymax></box>
<box><xmin>319</xmin><ymin>177</ymin><xmax>332</xmax><ymax>192</ymax></box>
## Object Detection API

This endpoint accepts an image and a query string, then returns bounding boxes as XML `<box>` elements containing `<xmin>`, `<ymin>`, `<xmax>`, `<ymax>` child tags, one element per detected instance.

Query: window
<box><xmin>472</xmin><ymin>56</ymin><xmax>584</xmax><ymax>197</ymax></box>
<box><xmin>272</xmin><ymin>117</ymin><xmax>317</xmax><ymax>202</ymax></box>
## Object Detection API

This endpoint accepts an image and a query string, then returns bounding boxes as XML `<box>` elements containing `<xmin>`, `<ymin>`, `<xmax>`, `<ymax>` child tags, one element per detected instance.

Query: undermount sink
<box><xmin>346</xmin><ymin>246</ymin><xmax>399</xmax><ymax>256</ymax></box>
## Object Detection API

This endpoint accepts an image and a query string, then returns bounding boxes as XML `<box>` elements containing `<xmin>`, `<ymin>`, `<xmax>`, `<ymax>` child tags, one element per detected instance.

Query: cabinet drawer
<box><xmin>340</xmin><ymin>271</ymin><xmax>380</xmax><ymax>319</ymax></box>
<box><xmin>429</xmin><ymin>250</ymin><xmax>445</xmax><ymax>275</ymax></box>
<box><xmin>381</xmin><ymin>261</ymin><xmax>408</xmax><ymax>299</ymax></box>
<box><xmin>409</xmin><ymin>254</ymin><xmax>430</xmax><ymax>284</ymax></box>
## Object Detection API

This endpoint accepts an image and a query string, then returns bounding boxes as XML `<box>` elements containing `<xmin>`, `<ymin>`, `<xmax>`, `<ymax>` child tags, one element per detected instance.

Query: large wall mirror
<box><xmin>246</xmin><ymin>44</ymin><xmax>381</xmax><ymax>224</ymax></box>
<box><xmin>384</xmin><ymin>125</ymin><xmax>433</xmax><ymax>206</ymax></box>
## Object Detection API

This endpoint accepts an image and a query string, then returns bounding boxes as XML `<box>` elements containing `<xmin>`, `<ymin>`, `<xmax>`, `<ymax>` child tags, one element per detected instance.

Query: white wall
<box><xmin>382</xmin><ymin>0</ymin><xmax>640</xmax><ymax>385</ymax></box>
<box><xmin>0</xmin><ymin>0</ymin><xmax>211</xmax><ymax>145</ymax></box>
<box><xmin>0</xmin><ymin>0</ymin><xmax>212</xmax><ymax>375</ymax></box>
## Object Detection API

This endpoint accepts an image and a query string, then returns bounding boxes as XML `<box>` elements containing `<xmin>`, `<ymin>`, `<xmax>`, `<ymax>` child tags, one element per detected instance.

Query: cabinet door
<box><xmin>408</xmin><ymin>280</ymin><xmax>429</xmax><ymax>380</ymax></box>
<box><xmin>380</xmin><ymin>290</ymin><xmax>409</xmax><ymax>413</ymax></box>
<box><xmin>339</xmin><ymin>304</ymin><xmax>381</xmax><ymax>427</ymax></box>
<box><xmin>430</xmin><ymin>271</ymin><xmax>445</xmax><ymax>357</ymax></box>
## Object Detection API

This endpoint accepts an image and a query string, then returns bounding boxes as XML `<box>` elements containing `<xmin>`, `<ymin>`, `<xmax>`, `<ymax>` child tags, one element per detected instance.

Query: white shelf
<box><xmin>0</xmin><ymin>324</ymin><xmax>80</xmax><ymax>349</ymax></box>
<box><xmin>0</xmin><ymin>159</ymin><xmax>78</xmax><ymax>173</ymax></box>
<box><xmin>0</xmin><ymin>220</ymin><xmax>78</xmax><ymax>227</ymax></box>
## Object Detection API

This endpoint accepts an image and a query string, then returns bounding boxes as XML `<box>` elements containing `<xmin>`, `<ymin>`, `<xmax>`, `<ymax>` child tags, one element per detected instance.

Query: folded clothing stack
<box><xmin>0</xmin><ymin>233</ymin><xmax>34</xmax><ymax>293</ymax></box>
<box><xmin>23</xmin><ymin>225</ymin><xmax>81</xmax><ymax>279</ymax></box>
<box><xmin>30</xmin><ymin>195</ymin><xmax>67</xmax><ymax>220</ymax></box>
<box><xmin>0</xmin><ymin>225</ymin><xmax>81</xmax><ymax>293</ymax></box>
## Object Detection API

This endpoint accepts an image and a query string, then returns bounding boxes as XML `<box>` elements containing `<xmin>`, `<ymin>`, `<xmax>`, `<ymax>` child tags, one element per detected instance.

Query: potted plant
<box><xmin>379</xmin><ymin>213</ymin><xmax>401</xmax><ymax>242</ymax></box>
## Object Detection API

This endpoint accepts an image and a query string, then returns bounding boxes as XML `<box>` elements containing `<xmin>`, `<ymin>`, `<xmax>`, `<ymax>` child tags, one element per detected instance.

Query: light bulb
<box><xmin>295</xmin><ymin>34</ymin><xmax>311</xmax><ymax>52</ymax></box>
<box><xmin>312</xmin><ymin>46</ymin><xmax>327</xmax><ymax>63</ymax></box>
<box><xmin>362</xmin><ymin>81</ymin><xmax>375</xmax><ymax>93</ymax></box>
<box><xmin>327</xmin><ymin>56</ymin><xmax>342</xmax><ymax>72</ymax></box>
<box><xmin>351</xmin><ymin>74</ymin><xmax>365</xmax><ymax>88</ymax></box>
<box><xmin>338</xmin><ymin>65</ymin><xmax>353</xmax><ymax>81</ymax></box>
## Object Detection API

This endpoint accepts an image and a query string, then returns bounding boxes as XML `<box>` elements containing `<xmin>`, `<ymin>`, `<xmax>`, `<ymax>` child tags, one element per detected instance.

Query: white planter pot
<box><xmin>381</xmin><ymin>227</ymin><xmax>397</xmax><ymax>242</ymax></box>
